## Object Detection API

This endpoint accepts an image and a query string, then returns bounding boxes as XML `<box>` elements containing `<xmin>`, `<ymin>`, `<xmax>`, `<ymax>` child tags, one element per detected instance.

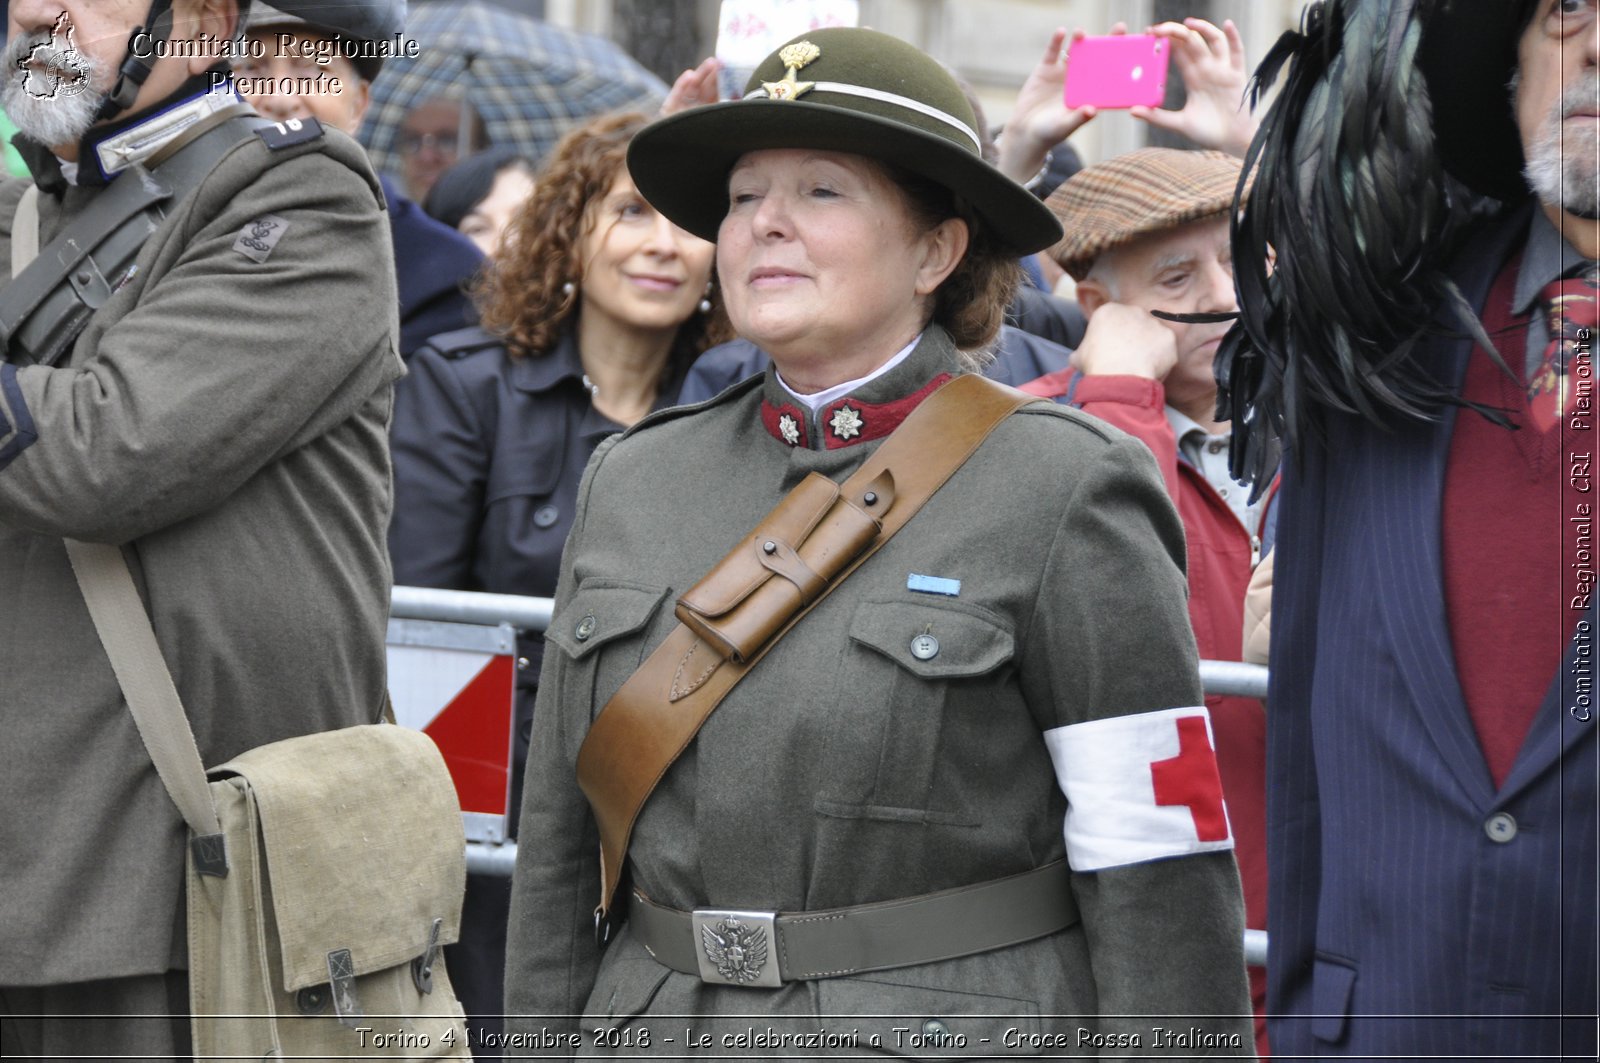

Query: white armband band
<box><xmin>1043</xmin><ymin>706</ymin><xmax>1234</xmax><ymax>872</ymax></box>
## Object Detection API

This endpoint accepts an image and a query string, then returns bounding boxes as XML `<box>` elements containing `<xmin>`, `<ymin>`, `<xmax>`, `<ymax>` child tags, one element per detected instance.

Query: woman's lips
<box><xmin>627</xmin><ymin>274</ymin><xmax>683</xmax><ymax>292</ymax></box>
<box><xmin>749</xmin><ymin>267</ymin><xmax>807</xmax><ymax>288</ymax></box>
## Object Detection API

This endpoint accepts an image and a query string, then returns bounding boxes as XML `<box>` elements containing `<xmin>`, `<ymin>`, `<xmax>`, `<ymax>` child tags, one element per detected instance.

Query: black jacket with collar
<box><xmin>388</xmin><ymin>324</ymin><xmax>690</xmax><ymax>769</ymax></box>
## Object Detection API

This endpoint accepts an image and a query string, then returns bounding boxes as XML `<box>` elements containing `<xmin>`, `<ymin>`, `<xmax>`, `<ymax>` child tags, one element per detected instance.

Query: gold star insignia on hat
<box><xmin>762</xmin><ymin>41</ymin><xmax>820</xmax><ymax>101</ymax></box>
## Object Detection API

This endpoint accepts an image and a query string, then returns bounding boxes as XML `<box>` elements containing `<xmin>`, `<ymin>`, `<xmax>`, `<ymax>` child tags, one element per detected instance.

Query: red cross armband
<box><xmin>1042</xmin><ymin>707</ymin><xmax>1233</xmax><ymax>871</ymax></box>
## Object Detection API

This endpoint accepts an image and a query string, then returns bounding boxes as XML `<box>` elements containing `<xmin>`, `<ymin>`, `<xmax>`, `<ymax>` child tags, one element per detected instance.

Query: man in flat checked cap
<box><xmin>1217</xmin><ymin>0</ymin><xmax>1597</xmax><ymax>1056</ymax></box>
<box><xmin>1019</xmin><ymin>145</ymin><xmax>1274</xmax><ymax>1059</ymax></box>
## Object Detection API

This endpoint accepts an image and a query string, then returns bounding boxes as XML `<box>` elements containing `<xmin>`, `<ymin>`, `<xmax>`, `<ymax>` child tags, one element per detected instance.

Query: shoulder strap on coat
<box><xmin>0</xmin><ymin>105</ymin><xmax>275</xmax><ymax>367</ymax></box>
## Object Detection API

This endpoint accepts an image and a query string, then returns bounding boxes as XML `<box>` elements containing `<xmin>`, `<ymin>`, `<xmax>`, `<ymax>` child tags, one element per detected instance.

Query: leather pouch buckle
<box><xmin>690</xmin><ymin>908</ymin><xmax>782</xmax><ymax>988</ymax></box>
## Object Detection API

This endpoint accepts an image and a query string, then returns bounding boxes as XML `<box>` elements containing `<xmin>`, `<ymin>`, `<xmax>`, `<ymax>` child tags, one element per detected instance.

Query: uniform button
<box><xmin>1219</xmin><ymin>487</ymin><xmax>1230</xmax><ymax>499</ymax></box>
<box><xmin>516</xmin><ymin>656</ymin><xmax>530</xmax><ymax>671</ymax></box>
<box><xmin>922</xmin><ymin>1018</ymin><xmax>951</xmax><ymax>1039</ymax></box>
<box><xmin>1207</xmin><ymin>440</ymin><xmax>1226</xmax><ymax>455</ymax></box>
<box><xmin>575</xmin><ymin>615</ymin><xmax>597</xmax><ymax>641</ymax></box>
<box><xmin>1484</xmin><ymin>812</ymin><xmax>1518</xmax><ymax>843</ymax></box>
<box><xmin>910</xmin><ymin>634</ymin><xmax>939</xmax><ymax>660</ymax></box>
<box><xmin>534</xmin><ymin>504</ymin><xmax>560</xmax><ymax>529</ymax></box>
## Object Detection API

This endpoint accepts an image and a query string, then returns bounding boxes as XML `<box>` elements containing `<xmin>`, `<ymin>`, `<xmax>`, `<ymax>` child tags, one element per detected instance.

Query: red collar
<box><xmin>760</xmin><ymin>373</ymin><xmax>953</xmax><ymax>449</ymax></box>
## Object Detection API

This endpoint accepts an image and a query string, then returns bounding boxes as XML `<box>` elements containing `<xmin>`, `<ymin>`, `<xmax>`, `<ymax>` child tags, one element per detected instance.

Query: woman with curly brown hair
<box><xmin>387</xmin><ymin>108</ymin><xmax>725</xmax><ymax>1050</ymax></box>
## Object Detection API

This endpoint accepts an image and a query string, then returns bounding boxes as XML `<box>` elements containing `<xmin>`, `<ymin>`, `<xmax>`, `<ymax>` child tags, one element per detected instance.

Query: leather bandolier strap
<box><xmin>576</xmin><ymin>373</ymin><xmax>1041</xmax><ymax>921</ymax></box>
<box><xmin>0</xmin><ymin>102</ymin><xmax>263</xmax><ymax>367</ymax></box>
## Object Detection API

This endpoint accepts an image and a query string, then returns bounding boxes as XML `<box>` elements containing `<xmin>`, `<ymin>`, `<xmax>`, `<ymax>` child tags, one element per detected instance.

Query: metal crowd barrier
<box><xmin>391</xmin><ymin>587</ymin><xmax>1273</xmax><ymax>967</ymax></box>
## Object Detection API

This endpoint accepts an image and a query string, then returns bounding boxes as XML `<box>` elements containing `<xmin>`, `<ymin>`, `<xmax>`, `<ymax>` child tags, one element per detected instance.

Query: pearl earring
<box><xmin>698</xmin><ymin>283</ymin><xmax>713</xmax><ymax>315</ymax></box>
<box><xmin>561</xmin><ymin>281</ymin><xmax>576</xmax><ymax>297</ymax></box>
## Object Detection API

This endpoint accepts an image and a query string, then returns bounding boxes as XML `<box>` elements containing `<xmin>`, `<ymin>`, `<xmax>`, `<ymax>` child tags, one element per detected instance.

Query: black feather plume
<box><xmin>1216</xmin><ymin>0</ymin><xmax>1515</xmax><ymax>497</ymax></box>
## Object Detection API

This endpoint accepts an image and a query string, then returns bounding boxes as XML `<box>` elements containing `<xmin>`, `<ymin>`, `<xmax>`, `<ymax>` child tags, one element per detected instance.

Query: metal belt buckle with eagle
<box><xmin>691</xmin><ymin>908</ymin><xmax>782</xmax><ymax>988</ymax></box>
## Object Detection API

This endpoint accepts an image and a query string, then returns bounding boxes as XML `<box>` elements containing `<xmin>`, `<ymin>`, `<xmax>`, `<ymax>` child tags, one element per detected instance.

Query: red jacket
<box><xmin>1022</xmin><ymin>368</ymin><xmax>1278</xmax><ymax>1057</ymax></box>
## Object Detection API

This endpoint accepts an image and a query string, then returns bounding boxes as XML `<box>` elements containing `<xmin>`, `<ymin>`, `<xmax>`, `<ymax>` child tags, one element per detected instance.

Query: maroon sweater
<box><xmin>1443</xmin><ymin>253</ymin><xmax>1594</xmax><ymax>787</ymax></box>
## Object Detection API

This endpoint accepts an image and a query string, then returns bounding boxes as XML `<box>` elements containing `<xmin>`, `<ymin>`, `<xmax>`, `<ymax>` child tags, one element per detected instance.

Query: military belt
<box><xmin>628</xmin><ymin>860</ymin><xmax>1076</xmax><ymax>988</ymax></box>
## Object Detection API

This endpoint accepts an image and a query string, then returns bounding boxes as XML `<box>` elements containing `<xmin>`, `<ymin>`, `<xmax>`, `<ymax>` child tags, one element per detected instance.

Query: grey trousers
<box><xmin>0</xmin><ymin>971</ymin><xmax>190</xmax><ymax>1062</ymax></box>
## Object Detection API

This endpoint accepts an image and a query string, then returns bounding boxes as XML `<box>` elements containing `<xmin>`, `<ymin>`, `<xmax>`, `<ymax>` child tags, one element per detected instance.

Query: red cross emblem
<box><xmin>1149</xmin><ymin>715</ymin><xmax>1230</xmax><ymax>842</ymax></box>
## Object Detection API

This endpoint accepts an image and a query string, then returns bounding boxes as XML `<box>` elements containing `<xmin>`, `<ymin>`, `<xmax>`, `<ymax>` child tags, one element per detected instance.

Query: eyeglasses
<box><xmin>398</xmin><ymin>132</ymin><xmax>460</xmax><ymax>156</ymax></box>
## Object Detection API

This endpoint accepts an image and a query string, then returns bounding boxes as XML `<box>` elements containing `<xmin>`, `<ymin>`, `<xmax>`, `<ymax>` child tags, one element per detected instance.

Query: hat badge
<box><xmin>762</xmin><ymin>41</ymin><xmax>820</xmax><ymax>101</ymax></box>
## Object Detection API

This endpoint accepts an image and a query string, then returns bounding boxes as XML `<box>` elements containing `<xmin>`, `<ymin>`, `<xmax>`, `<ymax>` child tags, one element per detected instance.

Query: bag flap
<box><xmin>209</xmin><ymin>723</ymin><xmax>466</xmax><ymax>992</ymax></box>
<box><xmin>677</xmin><ymin>471</ymin><xmax>839</xmax><ymax>620</ymax></box>
<box><xmin>849</xmin><ymin>599</ymin><xmax>1015</xmax><ymax>679</ymax></box>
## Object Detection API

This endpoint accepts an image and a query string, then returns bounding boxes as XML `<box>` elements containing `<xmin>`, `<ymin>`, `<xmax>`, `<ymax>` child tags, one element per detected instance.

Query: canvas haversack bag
<box><xmin>63</xmin><ymin>536</ymin><xmax>472</xmax><ymax>1060</ymax></box>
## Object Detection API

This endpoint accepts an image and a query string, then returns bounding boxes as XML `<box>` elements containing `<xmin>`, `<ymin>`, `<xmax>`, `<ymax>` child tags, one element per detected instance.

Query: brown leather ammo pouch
<box><xmin>674</xmin><ymin>469</ymin><xmax>894</xmax><ymax>663</ymax></box>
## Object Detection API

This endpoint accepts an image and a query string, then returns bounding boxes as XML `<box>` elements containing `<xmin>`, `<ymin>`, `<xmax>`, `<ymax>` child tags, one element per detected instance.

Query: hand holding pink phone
<box><xmin>1064</xmin><ymin>34</ymin><xmax>1170</xmax><ymax>110</ymax></box>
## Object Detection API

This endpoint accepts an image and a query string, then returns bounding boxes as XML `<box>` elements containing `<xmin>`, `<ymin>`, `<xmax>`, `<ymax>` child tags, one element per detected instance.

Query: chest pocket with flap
<box><xmin>545</xmin><ymin>580</ymin><xmax>670</xmax><ymax>729</ymax></box>
<box><xmin>848</xmin><ymin>598</ymin><xmax>1015</xmax><ymax>679</ymax></box>
<box><xmin>815</xmin><ymin>598</ymin><xmax>1016</xmax><ymax>821</ymax></box>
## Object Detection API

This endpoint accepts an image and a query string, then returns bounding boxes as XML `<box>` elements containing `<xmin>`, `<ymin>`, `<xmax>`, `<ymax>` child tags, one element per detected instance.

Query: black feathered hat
<box><xmin>1418</xmin><ymin>0</ymin><xmax>1539</xmax><ymax>202</ymax></box>
<box><xmin>1216</xmin><ymin>0</ymin><xmax>1541</xmax><ymax>493</ymax></box>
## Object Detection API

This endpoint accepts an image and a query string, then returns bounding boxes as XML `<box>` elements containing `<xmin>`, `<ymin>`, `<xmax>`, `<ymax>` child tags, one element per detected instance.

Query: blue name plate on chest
<box><xmin>907</xmin><ymin>573</ymin><xmax>961</xmax><ymax>597</ymax></box>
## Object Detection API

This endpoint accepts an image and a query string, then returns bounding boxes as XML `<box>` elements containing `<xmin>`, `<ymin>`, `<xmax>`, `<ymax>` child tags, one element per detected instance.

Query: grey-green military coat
<box><xmin>0</xmin><ymin>125</ymin><xmax>402</xmax><ymax>985</ymax></box>
<box><xmin>506</xmin><ymin>330</ymin><xmax>1253</xmax><ymax>1057</ymax></box>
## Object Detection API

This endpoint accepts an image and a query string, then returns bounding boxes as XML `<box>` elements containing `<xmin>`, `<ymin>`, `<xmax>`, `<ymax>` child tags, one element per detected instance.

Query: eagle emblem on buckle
<box><xmin>699</xmin><ymin>916</ymin><xmax>770</xmax><ymax>984</ymax></box>
<box><xmin>762</xmin><ymin>41</ymin><xmax>820</xmax><ymax>101</ymax></box>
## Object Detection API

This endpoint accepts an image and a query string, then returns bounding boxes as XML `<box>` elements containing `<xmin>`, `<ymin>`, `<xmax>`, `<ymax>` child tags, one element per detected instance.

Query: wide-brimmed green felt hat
<box><xmin>627</xmin><ymin>27</ymin><xmax>1062</xmax><ymax>256</ymax></box>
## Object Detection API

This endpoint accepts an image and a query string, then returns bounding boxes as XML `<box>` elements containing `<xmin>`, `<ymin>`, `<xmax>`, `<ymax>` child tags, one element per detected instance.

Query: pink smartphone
<box><xmin>1064</xmin><ymin>34</ymin><xmax>1171</xmax><ymax>110</ymax></box>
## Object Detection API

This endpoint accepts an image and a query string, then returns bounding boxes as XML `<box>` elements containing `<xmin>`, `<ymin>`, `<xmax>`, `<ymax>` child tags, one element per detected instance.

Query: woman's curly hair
<box><xmin>476</xmin><ymin>110</ymin><xmax>731</xmax><ymax>360</ymax></box>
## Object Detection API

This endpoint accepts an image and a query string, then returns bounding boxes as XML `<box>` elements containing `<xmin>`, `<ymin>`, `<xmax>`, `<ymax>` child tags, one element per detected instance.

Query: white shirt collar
<box><xmin>776</xmin><ymin>333</ymin><xmax>922</xmax><ymax>412</ymax></box>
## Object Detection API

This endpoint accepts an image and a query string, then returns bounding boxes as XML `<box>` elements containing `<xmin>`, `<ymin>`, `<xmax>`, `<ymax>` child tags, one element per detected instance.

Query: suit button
<box><xmin>575</xmin><ymin>615</ymin><xmax>597</xmax><ymax>641</ymax></box>
<box><xmin>910</xmin><ymin>634</ymin><xmax>939</xmax><ymax>660</ymax></box>
<box><xmin>516</xmin><ymin>656</ymin><xmax>530</xmax><ymax>671</ymax></box>
<box><xmin>1484</xmin><ymin>812</ymin><xmax>1518</xmax><ymax>843</ymax></box>
<box><xmin>534</xmin><ymin>504</ymin><xmax>560</xmax><ymax>529</ymax></box>
<box><xmin>922</xmin><ymin>1018</ymin><xmax>951</xmax><ymax>1039</ymax></box>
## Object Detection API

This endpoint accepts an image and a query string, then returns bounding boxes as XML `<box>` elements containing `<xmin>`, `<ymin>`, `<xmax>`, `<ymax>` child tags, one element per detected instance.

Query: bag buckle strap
<box><xmin>411</xmin><ymin>917</ymin><xmax>443</xmax><ymax>994</ymax></box>
<box><xmin>190</xmin><ymin>832</ymin><xmax>228</xmax><ymax>877</ymax></box>
<box><xmin>326</xmin><ymin>947</ymin><xmax>363</xmax><ymax>1027</ymax></box>
<box><xmin>691</xmin><ymin>908</ymin><xmax>782</xmax><ymax>988</ymax></box>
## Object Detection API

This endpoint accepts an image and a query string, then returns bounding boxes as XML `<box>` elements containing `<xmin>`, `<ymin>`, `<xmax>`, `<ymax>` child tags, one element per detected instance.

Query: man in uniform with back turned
<box><xmin>0</xmin><ymin>0</ymin><xmax>402</xmax><ymax>1055</ymax></box>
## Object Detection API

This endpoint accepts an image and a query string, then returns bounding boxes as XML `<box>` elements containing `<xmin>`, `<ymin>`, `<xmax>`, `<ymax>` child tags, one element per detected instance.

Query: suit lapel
<box><xmin>1374</xmin><ymin>208</ymin><xmax>1535</xmax><ymax>809</ymax></box>
<box><xmin>1373</xmin><ymin>398</ymin><xmax>1496</xmax><ymax>807</ymax></box>
<box><xmin>1500</xmin><ymin>595</ymin><xmax>1599</xmax><ymax>800</ymax></box>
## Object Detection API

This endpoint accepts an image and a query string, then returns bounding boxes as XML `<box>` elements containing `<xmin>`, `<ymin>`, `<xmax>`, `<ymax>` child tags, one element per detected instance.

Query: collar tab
<box><xmin>88</xmin><ymin>83</ymin><xmax>243</xmax><ymax>183</ymax></box>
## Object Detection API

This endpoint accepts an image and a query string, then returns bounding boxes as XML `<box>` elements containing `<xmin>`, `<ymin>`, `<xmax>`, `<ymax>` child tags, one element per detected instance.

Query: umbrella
<box><xmin>359</xmin><ymin>0</ymin><xmax>667</xmax><ymax>179</ymax></box>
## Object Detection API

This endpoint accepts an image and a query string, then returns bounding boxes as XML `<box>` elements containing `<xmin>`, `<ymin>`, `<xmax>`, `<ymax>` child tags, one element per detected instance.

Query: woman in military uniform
<box><xmin>506</xmin><ymin>29</ymin><xmax>1252</xmax><ymax>1057</ymax></box>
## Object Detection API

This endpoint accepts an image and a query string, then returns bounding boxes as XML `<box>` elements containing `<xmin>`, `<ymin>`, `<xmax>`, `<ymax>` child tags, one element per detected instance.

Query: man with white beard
<box><xmin>1222</xmin><ymin>0</ymin><xmax>1598</xmax><ymax>1057</ymax></box>
<box><xmin>0</xmin><ymin>0</ymin><xmax>403</xmax><ymax>1056</ymax></box>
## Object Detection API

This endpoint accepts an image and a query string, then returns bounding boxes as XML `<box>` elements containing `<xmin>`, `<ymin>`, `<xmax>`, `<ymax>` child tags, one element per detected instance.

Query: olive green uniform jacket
<box><xmin>506</xmin><ymin>329</ymin><xmax>1253</xmax><ymax>1056</ymax></box>
<box><xmin>0</xmin><ymin>122</ymin><xmax>403</xmax><ymax>985</ymax></box>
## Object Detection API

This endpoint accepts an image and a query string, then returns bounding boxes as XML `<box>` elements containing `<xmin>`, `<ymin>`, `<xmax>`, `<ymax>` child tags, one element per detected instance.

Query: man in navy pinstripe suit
<box><xmin>1238</xmin><ymin>0</ymin><xmax>1599</xmax><ymax>1058</ymax></box>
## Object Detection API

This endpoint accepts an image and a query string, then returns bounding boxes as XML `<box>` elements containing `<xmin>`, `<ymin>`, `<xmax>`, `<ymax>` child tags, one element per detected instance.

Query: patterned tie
<box><xmin>1529</xmin><ymin>262</ymin><xmax>1600</xmax><ymax>433</ymax></box>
